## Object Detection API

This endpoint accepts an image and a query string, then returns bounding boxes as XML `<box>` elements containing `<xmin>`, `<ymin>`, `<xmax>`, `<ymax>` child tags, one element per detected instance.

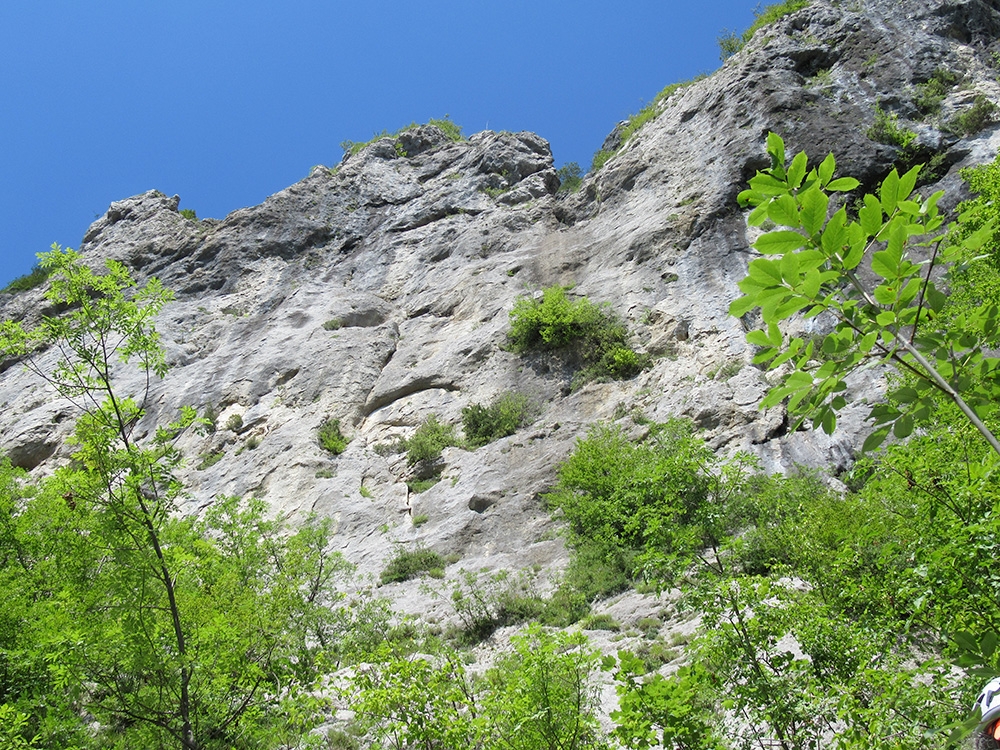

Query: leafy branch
<box><xmin>730</xmin><ymin>132</ymin><xmax>1000</xmax><ymax>456</ymax></box>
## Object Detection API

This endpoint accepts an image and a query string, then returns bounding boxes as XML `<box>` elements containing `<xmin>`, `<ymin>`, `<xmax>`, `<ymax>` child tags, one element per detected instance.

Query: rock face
<box><xmin>1</xmin><ymin>0</ymin><xmax>999</xmax><ymax>636</ymax></box>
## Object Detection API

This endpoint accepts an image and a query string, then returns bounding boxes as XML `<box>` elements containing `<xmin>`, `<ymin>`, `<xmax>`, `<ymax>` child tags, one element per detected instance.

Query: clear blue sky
<box><xmin>1</xmin><ymin>1</ymin><xmax>760</xmax><ymax>288</ymax></box>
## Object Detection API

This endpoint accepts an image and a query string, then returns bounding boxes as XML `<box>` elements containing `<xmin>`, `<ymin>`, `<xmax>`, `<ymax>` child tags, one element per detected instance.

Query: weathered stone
<box><xmin>1</xmin><ymin>0</ymin><xmax>998</xmax><ymax>725</ymax></box>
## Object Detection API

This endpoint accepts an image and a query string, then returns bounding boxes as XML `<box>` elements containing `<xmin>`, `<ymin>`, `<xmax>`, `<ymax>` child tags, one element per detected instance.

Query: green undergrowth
<box><xmin>508</xmin><ymin>286</ymin><xmax>650</xmax><ymax>387</ymax></box>
<box><xmin>2</xmin><ymin>263</ymin><xmax>51</xmax><ymax>295</ymax></box>
<box><xmin>462</xmin><ymin>392</ymin><xmax>538</xmax><ymax>448</ymax></box>
<box><xmin>340</xmin><ymin>116</ymin><xmax>463</xmax><ymax>157</ymax></box>
<box><xmin>718</xmin><ymin>0</ymin><xmax>811</xmax><ymax>61</ymax></box>
<box><xmin>380</xmin><ymin>547</ymin><xmax>450</xmax><ymax>584</ymax></box>
<box><xmin>318</xmin><ymin>418</ymin><xmax>350</xmax><ymax>455</ymax></box>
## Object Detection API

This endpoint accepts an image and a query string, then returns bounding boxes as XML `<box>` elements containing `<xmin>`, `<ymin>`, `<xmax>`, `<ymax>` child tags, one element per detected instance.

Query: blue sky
<box><xmin>1</xmin><ymin>1</ymin><xmax>761</xmax><ymax>288</ymax></box>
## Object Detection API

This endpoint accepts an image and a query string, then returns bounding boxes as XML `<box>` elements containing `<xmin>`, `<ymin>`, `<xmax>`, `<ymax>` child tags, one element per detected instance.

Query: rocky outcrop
<box><xmin>2</xmin><ymin>0</ymin><xmax>999</xmax><ymax>643</ymax></box>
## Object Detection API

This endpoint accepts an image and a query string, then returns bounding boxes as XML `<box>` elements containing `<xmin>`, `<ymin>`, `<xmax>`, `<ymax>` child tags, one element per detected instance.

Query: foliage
<box><xmin>915</xmin><ymin>68</ymin><xmax>959</xmax><ymax>116</ymax></box>
<box><xmin>403</xmin><ymin>414</ymin><xmax>462</xmax><ymax>466</ymax></box>
<box><xmin>350</xmin><ymin>625</ymin><xmax>604</xmax><ymax>750</ymax></box>
<box><xmin>196</xmin><ymin>449</ymin><xmax>225</xmax><ymax>469</ymax></box>
<box><xmin>611</xmin><ymin>655</ymin><xmax>722</xmax><ymax>750</ymax></box>
<box><xmin>319</xmin><ymin>417</ymin><xmax>350</xmax><ymax>455</ymax></box>
<box><xmin>1</xmin><ymin>260</ymin><xmax>51</xmax><ymax>295</ymax></box>
<box><xmin>0</xmin><ymin>247</ymin><xmax>355</xmax><ymax>748</ymax></box>
<box><xmin>179</xmin><ymin>207</ymin><xmax>197</xmax><ymax>221</ymax></box>
<box><xmin>590</xmin><ymin>149</ymin><xmax>614</xmax><ymax>173</ymax></box>
<box><xmin>557</xmin><ymin>162</ymin><xmax>583</xmax><ymax>193</ymax></box>
<box><xmin>867</xmin><ymin>102</ymin><xmax>917</xmax><ymax>149</ymax></box>
<box><xmin>507</xmin><ymin>286</ymin><xmax>649</xmax><ymax>384</ymax></box>
<box><xmin>718</xmin><ymin>0</ymin><xmax>811</xmax><ymax>60</ymax></box>
<box><xmin>340</xmin><ymin>116</ymin><xmax>463</xmax><ymax>157</ymax></box>
<box><xmin>350</xmin><ymin>644</ymin><xmax>479</xmax><ymax>750</ymax></box>
<box><xmin>478</xmin><ymin>624</ymin><xmax>605</xmax><ymax>750</ymax></box>
<box><xmin>946</xmin><ymin>95</ymin><xmax>998</xmax><ymax>136</ymax></box>
<box><xmin>450</xmin><ymin>569</ymin><xmax>546</xmax><ymax>643</ymax></box>
<box><xmin>380</xmin><ymin>547</ymin><xmax>448</xmax><ymax>584</ymax></box>
<box><xmin>406</xmin><ymin>477</ymin><xmax>441</xmax><ymax>494</ymax></box>
<box><xmin>731</xmin><ymin>131</ymin><xmax>1000</xmax><ymax>455</ymax></box>
<box><xmin>547</xmin><ymin>419</ymin><xmax>758</xmax><ymax>586</ymax></box>
<box><xmin>461</xmin><ymin>392</ymin><xmax>537</xmax><ymax>448</ymax></box>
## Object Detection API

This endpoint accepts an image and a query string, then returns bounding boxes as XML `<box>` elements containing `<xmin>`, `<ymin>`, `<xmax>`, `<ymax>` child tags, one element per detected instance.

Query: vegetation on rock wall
<box><xmin>717</xmin><ymin>0</ymin><xmax>811</xmax><ymax>61</ymax></box>
<box><xmin>340</xmin><ymin>116</ymin><xmax>463</xmax><ymax>157</ymax></box>
<box><xmin>508</xmin><ymin>285</ymin><xmax>650</xmax><ymax>385</ymax></box>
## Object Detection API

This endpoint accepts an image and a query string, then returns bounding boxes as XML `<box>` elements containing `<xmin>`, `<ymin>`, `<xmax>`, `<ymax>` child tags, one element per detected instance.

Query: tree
<box><xmin>729</xmin><ymin>132</ymin><xmax>1000</xmax><ymax>455</ymax></box>
<box><xmin>0</xmin><ymin>247</ymin><xmax>352</xmax><ymax>749</ymax></box>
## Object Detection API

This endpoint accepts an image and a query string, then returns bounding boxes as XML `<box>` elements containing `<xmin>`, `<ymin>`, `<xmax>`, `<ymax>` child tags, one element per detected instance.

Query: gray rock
<box><xmin>1</xmin><ymin>0</ymin><xmax>997</xmax><ymax>729</ymax></box>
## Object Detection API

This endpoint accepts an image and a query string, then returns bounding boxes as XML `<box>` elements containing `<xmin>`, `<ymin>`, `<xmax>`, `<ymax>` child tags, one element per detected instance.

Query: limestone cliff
<box><xmin>2</xmin><ymin>0</ymin><xmax>999</xmax><ymax>641</ymax></box>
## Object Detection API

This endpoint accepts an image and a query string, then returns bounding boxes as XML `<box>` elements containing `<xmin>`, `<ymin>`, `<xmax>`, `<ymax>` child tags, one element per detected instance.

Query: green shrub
<box><xmin>426</xmin><ymin>116</ymin><xmax>463</xmax><ymax>142</ymax></box>
<box><xmin>580</xmin><ymin>613</ymin><xmax>621</xmax><ymax>631</ymax></box>
<box><xmin>451</xmin><ymin>569</ymin><xmax>545</xmax><ymax>643</ymax></box>
<box><xmin>201</xmin><ymin>404</ymin><xmax>218</xmax><ymax>434</ymax></box>
<box><xmin>866</xmin><ymin>103</ymin><xmax>917</xmax><ymax>149</ymax></box>
<box><xmin>341</xmin><ymin>116</ymin><xmax>464</xmax><ymax>157</ymax></box>
<box><xmin>508</xmin><ymin>286</ymin><xmax>615</xmax><ymax>352</ymax></box>
<box><xmin>2</xmin><ymin>264</ymin><xmax>51</xmax><ymax>294</ymax></box>
<box><xmin>225</xmin><ymin>414</ymin><xmax>243</xmax><ymax>432</ymax></box>
<box><xmin>590</xmin><ymin>149</ymin><xmax>614</xmax><ymax>173</ymax></box>
<box><xmin>196</xmin><ymin>451</ymin><xmax>225</xmax><ymax>470</ymax></box>
<box><xmin>598</xmin><ymin>346</ymin><xmax>650</xmax><ymax>380</ymax></box>
<box><xmin>323</xmin><ymin>318</ymin><xmax>342</xmax><ymax>331</ymax></box>
<box><xmin>380</xmin><ymin>547</ymin><xmax>448</xmax><ymax>584</ymax></box>
<box><xmin>945</xmin><ymin>94</ymin><xmax>997</xmax><ymax>136</ymax></box>
<box><xmin>462</xmin><ymin>392</ymin><xmax>537</xmax><ymax>448</ymax></box>
<box><xmin>914</xmin><ymin>68</ymin><xmax>959</xmax><ymax>115</ymax></box>
<box><xmin>179</xmin><ymin>208</ymin><xmax>197</xmax><ymax>221</ymax></box>
<box><xmin>406</xmin><ymin>477</ymin><xmax>441</xmax><ymax>494</ymax></box>
<box><xmin>403</xmin><ymin>415</ymin><xmax>461</xmax><ymax>466</ymax></box>
<box><xmin>556</xmin><ymin>162</ymin><xmax>583</xmax><ymax>193</ymax></box>
<box><xmin>508</xmin><ymin>286</ymin><xmax>648</xmax><ymax>384</ymax></box>
<box><xmin>718</xmin><ymin>0</ymin><xmax>811</xmax><ymax>60</ymax></box>
<box><xmin>319</xmin><ymin>418</ymin><xmax>349</xmax><ymax>455</ymax></box>
<box><xmin>546</xmin><ymin>420</ymin><xmax>723</xmax><ymax>584</ymax></box>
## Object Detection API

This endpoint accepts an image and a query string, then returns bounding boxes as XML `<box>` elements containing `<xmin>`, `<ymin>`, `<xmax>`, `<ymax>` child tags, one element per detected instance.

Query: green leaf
<box><xmin>801</xmin><ymin>268</ymin><xmax>821</xmax><ymax>298</ymax></box>
<box><xmin>818</xmin><ymin>152</ymin><xmax>836</xmax><ymax>186</ymax></box>
<box><xmin>754</xmin><ymin>231</ymin><xmax>806</xmax><ymax>254</ymax></box>
<box><xmin>748</xmin><ymin>202</ymin><xmax>770</xmax><ymax>225</ymax></box>
<box><xmin>897</xmin><ymin>163</ymin><xmax>921</xmax><ymax>204</ymax></box>
<box><xmin>787</xmin><ymin>151</ymin><xmax>808</xmax><ymax>189</ymax></box>
<box><xmin>779</xmin><ymin>250</ymin><xmax>800</xmax><ymax>283</ymax></box>
<box><xmin>728</xmin><ymin>295</ymin><xmax>757</xmax><ymax>318</ymax></box>
<box><xmin>821</xmin><ymin>408</ymin><xmax>837</xmax><ymax>434</ymax></box>
<box><xmin>747</xmin><ymin>258</ymin><xmax>784</xmax><ymax>285</ymax></box>
<box><xmin>774</xmin><ymin>296</ymin><xmax>811</xmax><ymax>320</ymax></box>
<box><xmin>876</xmin><ymin>310</ymin><xmax>897</xmax><ymax>326</ymax></box>
<box><xmin>820</xmin><ymin>209</ymin><xmax>848</xmax><ymax>257</ymax></box>
<box><xmin>749</xmin><ymin>173</ymin><xmax>790</xmax><ymax>196</ymax></box>
<box><xmin>826</xmin><ymin>177</ymin><xmax>860</xmax><ymax>192</ymax></box>
<box><xmin>767</xmin><ymin>131</ymin><xmax>786</xmax><ymax>168</ymax></box>
<box><xmin>799</xmin><ymin>187</ymin><xmax>830</xmax><ymax>237</ymax></box>
<box><xmin>859</xmin><ymin>194</ymin><xmax>883</xmax><ymax>237</ymax></box>
<box><xmin>871</xmin><ymin>248</ymin><xmax>899</xmax><ymax>280</ymax></box>
<box><xmin>892</xmin><ymin>413</ymin><xmax>914</xmax><ymax>438</ymax></box>
<box><xmin>862</xmin><ymin>426</ymin><xmax>891</xmax><ymax>452</ymax></box>
<box><xmin>880</xmin><ymin>169</ymin><xmax>900</xmax><ymax>215</ymax></box>
<box><xmin>767</xmin><ymin>194</ymin><xmax>800</xmax><ymax>227</ymax></box>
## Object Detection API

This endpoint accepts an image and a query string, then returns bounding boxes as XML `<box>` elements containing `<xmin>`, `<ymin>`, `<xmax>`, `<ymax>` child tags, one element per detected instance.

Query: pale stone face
<box><xmin>2</xmin><ymin>0</ymin><xmax>998</xmax><ymax>726</ymax></box>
